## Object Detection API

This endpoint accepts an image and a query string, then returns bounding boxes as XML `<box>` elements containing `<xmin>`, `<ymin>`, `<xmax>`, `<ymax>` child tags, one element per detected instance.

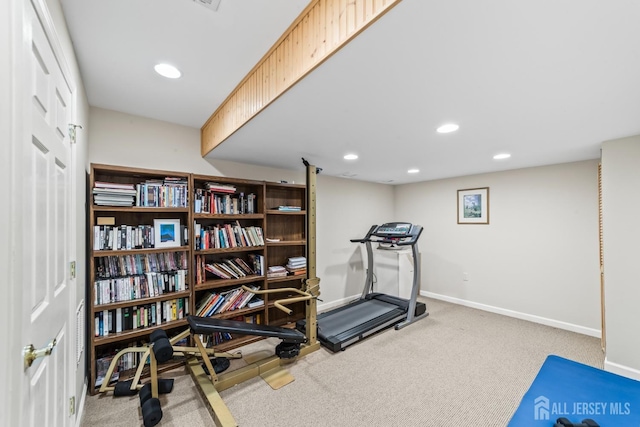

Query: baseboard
<box><xmin>604</xmin><ymin>358</ymin><xmax>640</xmax><ymax>381</ymax></box>
<box><xmin>422</xmin><ymin>291</ymin><xmax>601</xmax><ymax>338</ymax></box>
<box><xmin>75</xmin><ymin>378</ymin><xmax>88</xmax><ymax>427</ymax></box>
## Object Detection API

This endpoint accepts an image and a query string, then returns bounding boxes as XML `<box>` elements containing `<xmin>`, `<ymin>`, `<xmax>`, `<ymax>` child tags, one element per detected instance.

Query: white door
<box><xmin>21</xmin><ymin>1</ymin><xmax>74</xmax><ymax>425</ymax></box>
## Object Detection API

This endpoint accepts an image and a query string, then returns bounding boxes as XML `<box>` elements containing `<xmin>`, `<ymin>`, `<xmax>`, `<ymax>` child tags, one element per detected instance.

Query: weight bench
<box><xmin>97</xmin><ymin>286</ymin><xmax>320</xmax><ymax>427</ymax></box>
<box><xmin>188</xmin><ymin>315</ymin><xmax>306</xmax><ymax>359</ymax></box>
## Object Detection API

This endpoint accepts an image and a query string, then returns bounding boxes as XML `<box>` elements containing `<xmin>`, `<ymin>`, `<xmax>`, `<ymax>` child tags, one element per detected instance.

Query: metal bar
<box><xmin>305</xmin><ymin>163</ymin><xmax>319</xmax><ymax>345</ymax></box>
<box><xmin>186</xmin><ymin>357</ymin><xmax>238</xmax><ymax>427</ymax></box>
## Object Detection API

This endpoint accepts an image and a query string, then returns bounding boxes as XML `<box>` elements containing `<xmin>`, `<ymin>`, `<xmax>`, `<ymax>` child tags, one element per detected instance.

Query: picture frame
<box><xmin>154</xmin><ymin>218</ymin><xmax>182</xmax><ymax>248</ymax></box>
<box><xmin>457</xmin><ymin>187</ymin><xmax>490</xmax><ymax>224</ymax></box>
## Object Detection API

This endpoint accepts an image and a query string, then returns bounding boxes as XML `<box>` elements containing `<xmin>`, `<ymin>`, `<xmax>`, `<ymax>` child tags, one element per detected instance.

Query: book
<box><xmin>247</xmin><ymin>298</ymin><xmax>264</xmax><ymax>308</ymax></box>
<box><xmin>97</xmin><ymin>216</ymin><xmax>116</xmax><ymax>226</ymax></box>
<box><xmin>94</xmin><ymin>181</ymin><xmax>135</xmax><ymax>190</ymax></box>
<box><xmin>236</xmin><ymin>285</ymin><xmax>259</xmax><ymax>310</ymax></box>
<box><xmin>204</xmin><ymin>182</ymin><xmax>237</xmax><ymax>193</ymax></box>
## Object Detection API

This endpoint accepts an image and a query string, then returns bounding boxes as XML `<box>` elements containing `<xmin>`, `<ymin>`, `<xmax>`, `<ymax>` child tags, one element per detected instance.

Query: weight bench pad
<box><xmin>187</xmin><ymin>315</ymin><xmax>306</xmax><ymax>344</ymax></box>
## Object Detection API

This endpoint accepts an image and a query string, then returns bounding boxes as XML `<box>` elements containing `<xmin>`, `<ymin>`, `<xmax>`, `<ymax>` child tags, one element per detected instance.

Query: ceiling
<box><xmin>61</xmin><ymin>0</ymin><xmax>640</xmax><ymax>185</ymax></box>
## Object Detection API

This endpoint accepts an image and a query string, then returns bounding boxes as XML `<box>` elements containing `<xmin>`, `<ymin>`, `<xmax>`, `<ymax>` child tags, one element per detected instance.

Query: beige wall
<box><xmin>88</xmin><ymin>107</ymin><xmax>395</xmax><ymax>307</ymax></box>
<box><xmin>394</xmin><ymin>160</ymin><xmax>601</xmax><ymax>335</ymax></box>
<box><xmin>89</xmin><ymin>107</ymin><xmax>605</xmax><ymax>333</ymax></box>
<box><xmin>89</xmin><ymin>108</ymin><xmax>612</xmax><ymax>352</ymax></box>
<box><xmin>601</xmin><ymin>135</ymin><xmax>640</xmax><ymax>378</ymax></box>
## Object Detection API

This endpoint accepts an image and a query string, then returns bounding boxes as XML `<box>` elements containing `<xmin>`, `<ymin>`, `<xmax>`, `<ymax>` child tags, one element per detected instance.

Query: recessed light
<box><xmin>408</xmin><ymin>169</ymin><xmax>420</xmax><ymax>174</ymax></box>
<box><xmin>154</xmin><ymin>63</ymin><xmax>181</xmax><ymax>79</ymax></box>
<box><xmin>437</xmin><ymin>123</ymin><xmax>459</xmax><ymax>133</ymax></box>
<box><xmin>343</xmin><ymin>154</ymin><xmax>358</xmax><ymax>160</ymax></box>
<box><xmin>493</xmin><ymin>153</ymin><xmax>511</xmax><ymax>160</ymax></box>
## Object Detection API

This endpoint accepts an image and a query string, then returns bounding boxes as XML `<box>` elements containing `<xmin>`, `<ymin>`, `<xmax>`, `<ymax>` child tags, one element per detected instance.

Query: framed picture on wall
<box><xmin>457</xmin><ymin>187</ymin><xmax>490</xmax><ymax>224</ymax></box>
<box><xmin>154</xmin><ymin>219</ymin><xmax>182</xmax><ymax>248</ymax></box>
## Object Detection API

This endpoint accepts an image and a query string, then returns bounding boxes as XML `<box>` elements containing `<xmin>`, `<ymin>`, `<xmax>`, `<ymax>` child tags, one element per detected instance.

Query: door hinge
<box><xmin>70</xmin><ymin>261</ymin><xmax>76</xmax><ymax>279</ymax></box>
<box><xmin>68</xmin><ymin>123</ymin><xmax>83</xmax><ymax>144</ymax></box>
<box><xmin>69</xmin><ymin>396</ymin><xmax>75</xmax><ymax>415</ymax></box>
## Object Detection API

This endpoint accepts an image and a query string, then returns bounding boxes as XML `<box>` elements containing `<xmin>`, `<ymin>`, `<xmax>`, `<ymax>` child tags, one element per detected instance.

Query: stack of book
<box><xmin>93</xmin><ymin>181</ymin><xmax>136</xmax><ymax>206</ymax></box>
<box><xmin>275</xmin><ymin>205</ymin><xmax>301</xmax><ymax>211</ymax></box>
<box><xmin>203</xmin><ymin>258</ymin><xmax>255</xmax><ymax>280</ymax></box>
<box><xmin>204</xmin><ymin>182</ymin><xmax>237</xmax><ymax>193</ymax></box>
<box><xmin>286</xmin><ymin>256</ymin><xmax>306</xmax><ymax>276</ymax></box>
<box><xmin>195</xmin><ymin>285</ymin><xmax>259</xmax><ymax>317</ymax></box>
<box><xmin>267</xmin><ymin>265</ymin><xmax>287</xmax><ymax>278</ymax></box>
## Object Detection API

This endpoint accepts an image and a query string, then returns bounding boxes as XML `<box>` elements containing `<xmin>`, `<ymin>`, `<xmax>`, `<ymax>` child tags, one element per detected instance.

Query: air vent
<box><xmin>193</xmin><ymin>0</ymin><xmax>221</xmax><ymax>11</ymax></box>
<box><xmin>340</xmin><ymin>172</ymin><xmax>358</xmax><ymax>178</ymax></box>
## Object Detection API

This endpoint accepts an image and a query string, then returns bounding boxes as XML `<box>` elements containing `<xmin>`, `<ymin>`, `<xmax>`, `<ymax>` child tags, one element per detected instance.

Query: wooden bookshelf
<box><xmin>88</xmin><ymin>164</ymin><xmax>192</xmax><ymax>394</ymax></box>
<box><xmin>88</xmin><ymin>165</ymin><xmax>308</xmax><ymax>394</ymax></box>
<box><xmin>190</xmin><ymin>174</ymin><xmax>268</xmax><ymax>349</ymax></box>
<box><xmin>264</xmin><ymin>183</ymin><xmax>307</xmax><ymax>326</ymax></box>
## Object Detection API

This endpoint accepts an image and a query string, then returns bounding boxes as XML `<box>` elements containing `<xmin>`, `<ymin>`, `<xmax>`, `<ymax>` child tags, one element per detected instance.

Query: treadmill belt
<box><xmin>318</xmin><ymin>299</ymin><xmax>400</xmax><ymax>338</ymax></box>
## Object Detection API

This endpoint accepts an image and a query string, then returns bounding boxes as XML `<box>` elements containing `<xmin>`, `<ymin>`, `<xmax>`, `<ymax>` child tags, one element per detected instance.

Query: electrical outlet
<box><xmin>463</xmin><ymin>272</ymin><xmax>469</xmax><ymax>282</ymax></box>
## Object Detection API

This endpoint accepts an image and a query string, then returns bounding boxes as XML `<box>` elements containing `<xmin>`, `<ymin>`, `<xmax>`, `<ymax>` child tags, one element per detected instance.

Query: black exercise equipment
<box><xmin>98</xmin><ymin>326</ymin><xmax>240</xmax><ymax>426</ymax></box>
<box><xmin>188</xmin><ymin>316</ymin><xmax>306</xmax><ymax>344</ymax></box>
<box><xmin>201</xmin><ymin>357</ymin><xmax>231</xmax><ymax>376</ymax></box>
<box><xmin>298</xmin><ymin>222</ymin><xmax>428</xmax><ymax>352</ymax></box>
<box><xmin>141</xmin><ymin>397</ymin><xmax>162</xmax><ymax>427</ymax></box>
<box><xmin>555</xmin><ymin>418</ymin><xmax>600</xmax><ymax>427</ymax></box>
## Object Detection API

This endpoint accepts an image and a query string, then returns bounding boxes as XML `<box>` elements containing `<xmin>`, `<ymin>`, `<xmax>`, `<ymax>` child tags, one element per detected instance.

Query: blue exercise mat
<box><xmin>509</xmin><ymin>355</ymin><xmax>640</xmax><ymax>426</ymax></box>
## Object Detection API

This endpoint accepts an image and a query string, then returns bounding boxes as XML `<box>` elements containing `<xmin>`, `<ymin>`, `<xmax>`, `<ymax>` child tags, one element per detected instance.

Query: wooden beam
<box><xmin>201</xmin><ymin>0</ymin><xmax>403</xmax><ymax>157</ymax></box>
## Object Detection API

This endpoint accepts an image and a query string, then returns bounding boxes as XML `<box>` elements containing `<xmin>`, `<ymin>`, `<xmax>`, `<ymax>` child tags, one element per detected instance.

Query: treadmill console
<box><xmin>373</xmin><ymin>222</ymin><xmax>413</xmax><ymax>237</ymax></box>
<box><xmin>349</xmin><ymin>222</ymin><xmax>423</xmax><ymax>246</ymax></box>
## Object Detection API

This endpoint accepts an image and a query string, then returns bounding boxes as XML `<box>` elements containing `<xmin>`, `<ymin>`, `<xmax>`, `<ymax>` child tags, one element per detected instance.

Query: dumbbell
<box><xmin>554</xmin><ymin>418</ymin><xmax>600</xmax><ymax>427</ymax></box>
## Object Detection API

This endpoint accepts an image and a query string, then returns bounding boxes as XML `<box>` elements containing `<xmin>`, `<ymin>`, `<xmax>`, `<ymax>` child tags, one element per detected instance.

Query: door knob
<box><xmin>23</xmin><ymin>338</ymin><xmax>57</xmax><ymax>369</ymax></box>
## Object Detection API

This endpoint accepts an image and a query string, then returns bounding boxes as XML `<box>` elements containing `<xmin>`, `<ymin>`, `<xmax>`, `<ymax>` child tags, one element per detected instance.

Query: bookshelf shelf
<box><xmin>214</xmin><ymin>305</ymin><xmax>265</xmax><ymax>320</ymax></box>
<box><xmin>194</xmin><ymin>246</ymin><xmax>264</xmax><ymax>255</ymax></box>
<box><xmin>93</xmin><ymin>206</ymin><xmax>190</xmax><ymax>213</ymax></box>
<box><xmin>267</xmin><ymin>240</ymin><xmax>306</xmax><ymax>246</ymax></box>
<box><xmin>93</xmin><ymin>290</ymin><xmax>192</xmax><ymax>311</ymax></box>
<box><xmin>265</xmin><ymin>210</ymin><xmax>307</xmax><ymax>215</ymax></box>
<box><xmin>267</xmin><ymin>276</ymin><xmax>306</xmax><ymax>284</ymax></box>
<box><xmin>93</xmin><ymin>246</ymin><xmax>190</xmax><ymax>257</ymax></box>
<box><xmin>92</xmin><ymin>319</ymin><xmax>190</xmax><ymax>346</ymax></box>
<box><xmin>194</xmin><ymin>276</ymin><xmax>264</xmax><ymax>291</ymax></box>
<box><xmin>193</xmin><ymin>213</ymin><xmax>264</xmax><ymax>220</ymax></box>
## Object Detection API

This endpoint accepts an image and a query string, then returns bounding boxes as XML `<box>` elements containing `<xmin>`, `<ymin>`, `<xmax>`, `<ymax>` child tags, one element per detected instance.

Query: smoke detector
<box><xmin>193</xmin><ymin>0</ymin><xmax>221</xmax><ymax>11</ymax></box>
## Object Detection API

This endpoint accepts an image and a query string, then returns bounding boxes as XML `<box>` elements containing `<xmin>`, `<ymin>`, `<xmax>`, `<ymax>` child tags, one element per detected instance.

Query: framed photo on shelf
<box><xmin>154</xmin><ymin>219</ymin><xmax>182</xmax><ymax>248</ymax></box>
<box><xmin>457</xmin><ymin>187</ymin><xmax>489</xmax><ymax>224</ymax></box>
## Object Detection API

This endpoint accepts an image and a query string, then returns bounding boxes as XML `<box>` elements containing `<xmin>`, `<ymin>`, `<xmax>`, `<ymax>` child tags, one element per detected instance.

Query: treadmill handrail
<box><xmin>350</xmin><ymin>224</ymin><xmax>378</xmax><ymax>243</ymax></box>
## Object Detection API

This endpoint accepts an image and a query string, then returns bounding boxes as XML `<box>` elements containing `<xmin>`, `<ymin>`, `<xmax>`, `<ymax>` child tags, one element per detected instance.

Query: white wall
<box><xmin>395</xmin><ymin>160</ymin><xmax>601</xmax><ymax>335</ymax></box>
<box><xmin>88</xmin><ymin>107</ymin><xmax>395</xmax><ymax>310</ymax></box>
<box><xmin>601</xmin><ymin>135</ymin><xmax>640</xmax><ymax>378</ymax></box>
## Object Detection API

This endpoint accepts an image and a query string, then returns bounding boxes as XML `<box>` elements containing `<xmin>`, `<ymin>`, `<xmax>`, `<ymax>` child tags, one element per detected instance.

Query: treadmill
<box><xmin>298</xmin><ymin>222</ymin><xmax>428</xmax><ymax>352</ymax></box>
